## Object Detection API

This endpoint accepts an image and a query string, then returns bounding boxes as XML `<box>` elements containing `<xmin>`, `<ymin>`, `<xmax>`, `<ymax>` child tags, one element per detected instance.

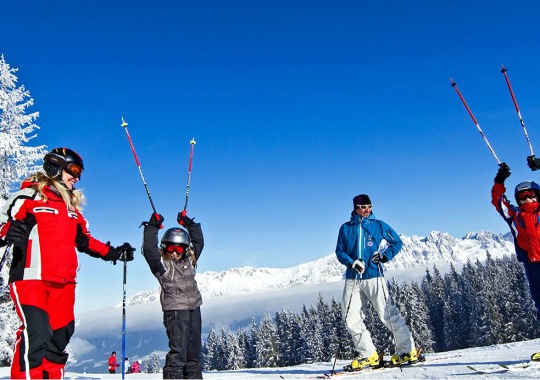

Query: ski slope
<box><xmin>0</xmin><ymin>338</ymin><xmax>539</xmax><ymax>379</ymax></box>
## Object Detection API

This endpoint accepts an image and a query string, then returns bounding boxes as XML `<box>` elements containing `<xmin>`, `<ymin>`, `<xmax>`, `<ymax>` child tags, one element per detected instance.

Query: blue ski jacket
<box><xmin>335</xmin><ymin>212</ymin><xmax>403</xmax><ymax>279</ymax></box>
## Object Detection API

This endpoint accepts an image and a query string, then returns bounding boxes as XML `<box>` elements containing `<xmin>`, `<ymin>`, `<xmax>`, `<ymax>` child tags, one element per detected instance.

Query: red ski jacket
<box><xmin>491</xmin><ymin>182</ymin><xmax>540</xmax><ymax>263</ymax></box>
<box><xmin>0</xmin><ymin>180</ymin><xmax>111</xmax><ymax>283</ymax></box>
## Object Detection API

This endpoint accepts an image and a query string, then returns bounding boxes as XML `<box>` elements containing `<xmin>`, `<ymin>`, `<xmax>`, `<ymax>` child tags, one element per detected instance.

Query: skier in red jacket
<box><xmin>0</xmin><ymin>148</ymin><xmax>135</xmax><ymax>379</ymax></box>
<box><xmin>491</xmin><ymin>162</ymin><xmax>540</xmax><ymax>361</ymax></box>
<box><xmin>108</xmin><ymin>351</ymin><xmax>119</xmax><ymax>374</ymax></box>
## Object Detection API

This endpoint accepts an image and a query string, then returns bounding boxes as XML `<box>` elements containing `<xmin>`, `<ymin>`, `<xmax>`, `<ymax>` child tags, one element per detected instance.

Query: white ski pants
<box><xmin>342</xmin><ymin>277</ymin><xmax>415</xmax><ymax>358</ymax></box>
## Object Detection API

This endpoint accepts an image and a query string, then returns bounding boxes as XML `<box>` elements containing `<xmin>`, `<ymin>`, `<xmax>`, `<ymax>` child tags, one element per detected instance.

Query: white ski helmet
<box><xmin>160</xmin><ymin>227</ymin><xmax>190</xmax><ymax>250</ymax></box>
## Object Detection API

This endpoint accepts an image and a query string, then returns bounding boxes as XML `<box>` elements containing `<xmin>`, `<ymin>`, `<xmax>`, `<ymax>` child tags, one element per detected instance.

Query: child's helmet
<box><xmin>514</xmin><ymin>181</ymin><xmax>540</xmax><ymax>203</ymax></box>
<box><xmin>160</xmin><ymin>227</ymin><xmax>190</xmax><ymax>250</ymax></box>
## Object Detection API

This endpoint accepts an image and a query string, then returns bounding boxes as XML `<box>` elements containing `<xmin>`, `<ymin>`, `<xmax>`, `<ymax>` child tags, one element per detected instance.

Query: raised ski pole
<box><xmin>377</xmin><ymin>262</ymin><xmax>403</xmax><ymax>372</ymax></box>
<box><xmin>501</xmin><ymin>65</ymin><xmax>535</xmax><ymax>156</ymax></box>
<box><xmin>450</xmin><ymin>78</ymin><xmax>502</xmax><ymax>164</ymax></box>
<box><xmin>121</xmin><ymin>256</ymin><xmax>127</xmax><ymax>379</ymax></box>
<box><xmin>183</xmin><ymin>138</ymin><xmax>196</xmax><ymax>211</ymax></box>
<box><xmin>121</xmin><ymin>118</ymin><xmax>158</xmax><ymax>214</ymax></box>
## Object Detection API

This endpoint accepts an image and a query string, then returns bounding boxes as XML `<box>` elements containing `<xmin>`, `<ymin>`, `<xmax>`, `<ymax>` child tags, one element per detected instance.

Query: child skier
<box><xmin>130</xmin><ymin>359</ymin><xmax>142</xmax><ymax>373</ymax></box>
<box><xmin>0</xmin><ymin>148</ymin><xmax>135</xmax><ymax>379</ymax></box>
<box><xmin>491</xmin><ymin>162</ymin><xmax>540</xmax><ymax>361</ymax></box>
<box><xmin>142</xmin><ymin>211</ymin><xmax>204</xmax><ymax>379</ymax></box>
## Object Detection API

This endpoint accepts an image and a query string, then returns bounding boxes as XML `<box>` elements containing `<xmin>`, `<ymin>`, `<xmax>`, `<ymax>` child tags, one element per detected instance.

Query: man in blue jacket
<box><xmin>336</xmin><ymin>194</ymin><xmax>419</xmax><ymax>370</ymax></box>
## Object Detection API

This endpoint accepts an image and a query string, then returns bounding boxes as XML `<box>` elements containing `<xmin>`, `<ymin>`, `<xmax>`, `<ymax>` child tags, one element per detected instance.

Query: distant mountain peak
<box><xmin>126</xmin><ymin>230</ymin><xmax>514</xmax><ymax>306</ymax></box>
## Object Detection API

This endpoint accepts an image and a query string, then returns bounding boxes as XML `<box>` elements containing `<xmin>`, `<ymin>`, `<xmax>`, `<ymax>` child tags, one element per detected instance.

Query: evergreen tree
<box><xmin>254</xmin><ymin>314</ymin><xmax>280</xmax><ymax>367</ymax></box>
<box><xmin>225</xmin><ymin>330</ymin><xmax>245</xmax><ymax>370</ymax></box>
<box><xmin>214</xmin><ymin>327</ymin><xmax>229</xmax><ymax>370</ymax></box>
<box><xmin>422</xmin><ymin>266</ymin><xmax>446</xmax><ymax>351</ymax></box>
<box><xmin>329</xmin><ymin>297</ymin><xmax>355</xmax><ymax>360</ymax></box>
<box><xmin>408</xmin><ymin>281</ymin><xmax>434</xmax><ymax>352</ymax></box>
<box><xmin>202</xmin><ymin>329</ymin><xmax>217</xmax><ymax>370</ymax></box>
<box><xmin>0</xmin><ymin>54</ymin><xmax>45</xmax><ymax>203</ymax></box>
<box><xmin>237</xmin><ymin>329</ymin><xmax>253</xmax><ymax>368</ymax></box>
<box><xmin>442</xmin><ymin>264</ymin><xmax>466</xmax><ymax>350</ymax></box>
<box><xmin>315</xmin><ymin>293</ymin><xmax>333</xmax><ymax>361</ymax></box>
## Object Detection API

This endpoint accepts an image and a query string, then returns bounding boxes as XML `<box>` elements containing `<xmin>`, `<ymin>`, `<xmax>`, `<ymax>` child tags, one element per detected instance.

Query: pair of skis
<box><xmin>451</xmin><ymin>65</ymin><xmax>537</xmax><ymax>170</ymax></box>
<box><xmin>467</xmin><ymin>360</ymin><xmax>540</xmax><ymax>374</ymax></box>
<box><xmin>316</xmin><ymin>351</ymin><xmax>427</xmax><ymax>379</ymax></box>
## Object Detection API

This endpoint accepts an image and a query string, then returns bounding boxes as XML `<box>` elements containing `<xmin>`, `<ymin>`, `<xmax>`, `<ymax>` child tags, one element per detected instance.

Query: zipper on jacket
<box><xmin>357</xmin><ymin>220</ymin><xmax>364</xmax><ymax>261</ymax></box>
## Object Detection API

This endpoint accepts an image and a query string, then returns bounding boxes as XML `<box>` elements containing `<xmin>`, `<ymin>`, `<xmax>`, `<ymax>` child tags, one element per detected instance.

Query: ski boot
<box><xmin>387</xmin><ymin>347</ymin><xmax>425</xmax><ymax>367</ymax></box>
<box><xmin>532</xmin><ymin>352</ymin><xmax>540</xmax><ymax>361</ymax></box>
<box><xmin>343</xmin><ymin>351</ymin><xmax>382</xmax><ymax>372</ymax></box>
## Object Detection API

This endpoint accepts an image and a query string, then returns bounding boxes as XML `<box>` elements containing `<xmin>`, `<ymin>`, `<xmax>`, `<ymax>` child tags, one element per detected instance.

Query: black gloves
<box><xmin>148</xmin><ymin>213</ymin><xmax>164</xmax><ymax>229</ymax></box>
<box><xmin>351</xmin><ymin>259</ymin><xmax>365</xmax><ymax>274</ymax></box>
<box><xmin>494</xmin><ymin>162</ymin><xmax>511</xmax><ymax>184</ymax></box>
<box><xmin>108</xmin><ymin>242</ymin><xmax>135</xmax><ymax>265</ymax></box>
<box><xmin>372</xmin><ymin>252</ymin><xmax>388</xmax><ymax>264</ymax></box>
<box><xmin>177</xmin><ymin>210</ymin><xmax>195</xmax><ymax>227</ymax></box>
<box><xmin>5</xmin><ymin>220</ymin><xmax>33</xmax><ymax>245</ymax></box>
<box><xmin>528</xmin><ymin>155</ymin><xmax>540</xmax><ymax>171</ymax></box>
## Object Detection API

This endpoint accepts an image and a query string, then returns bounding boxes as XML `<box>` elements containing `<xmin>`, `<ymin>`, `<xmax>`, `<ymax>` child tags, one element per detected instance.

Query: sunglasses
<box><xmin>64</xmin><ymin>163</ymin><xmax>83</xmax><ymax>178</ymax></box>
<box><xmin>356</xmin><ymin>204</ymin><xmax>372</xmax><ymax>210</ymax></box>
<box><xmin>518</xmin><ymin>190</ymin><xmax>537</xmax><ymax>201</ymax></box>
<box><xmin>165</xmin><ymin>244</ymin><xmax>187</xmax><ymax>254</ymax></box>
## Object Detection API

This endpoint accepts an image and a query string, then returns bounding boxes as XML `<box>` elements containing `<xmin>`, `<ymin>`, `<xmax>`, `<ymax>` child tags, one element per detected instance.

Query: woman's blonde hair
<box><xmin>161</xmin><ymin>246</ymin><xmax>198</xmax><ymax>268</ymax></box>
<box><xmin>27</xmin><ymin>172</ymin><xmax>85</xmax><ymax>211</ymax></box>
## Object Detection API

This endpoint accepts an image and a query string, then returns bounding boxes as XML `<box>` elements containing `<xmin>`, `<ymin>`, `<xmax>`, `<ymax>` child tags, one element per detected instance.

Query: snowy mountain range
<box><xmin>68</xmin><ymin>230</ymin><xmax>515</xmax><ymax>372</ymax></box>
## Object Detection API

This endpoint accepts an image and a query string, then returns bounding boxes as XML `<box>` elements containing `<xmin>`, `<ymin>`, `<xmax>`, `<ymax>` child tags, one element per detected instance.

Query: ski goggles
<box><xmin>356</xmin><ymin>204</ymin><xmax>372</xmax><ymax>210</ymax></box>
<box><xmin>165</xmin><ymin>244</ymin><xmax>188</xmax><ymax>255</ymax></box>
<box><xmin>64</xmin><ymin>163</ymin><xmax>84</xmax><ymax>178</ymax></box>
<box><xmin>518</xmin><ymin>190</ymin><xmax>537</xmax><ymax>201</ymax></box>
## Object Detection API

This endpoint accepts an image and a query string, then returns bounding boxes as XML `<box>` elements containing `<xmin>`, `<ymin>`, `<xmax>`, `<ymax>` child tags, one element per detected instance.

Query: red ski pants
<box><xmin>10</xmin><ymin>280</ymin><xmax>76</xmax><ymax>379</ymax></box>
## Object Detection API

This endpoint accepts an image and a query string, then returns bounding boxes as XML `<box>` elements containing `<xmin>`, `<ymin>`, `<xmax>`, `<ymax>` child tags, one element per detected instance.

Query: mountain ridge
<box><xmin>124</xmin><ymin>230</ymin><xmax>514</xmax><ymax>307</ymax></box>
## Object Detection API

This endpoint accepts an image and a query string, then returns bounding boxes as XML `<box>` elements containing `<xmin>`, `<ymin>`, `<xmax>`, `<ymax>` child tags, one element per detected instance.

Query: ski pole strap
<box><xmin>450</xmin><ymin>79</ymin><xmax>502</xmax><ymax>164</ymax></box>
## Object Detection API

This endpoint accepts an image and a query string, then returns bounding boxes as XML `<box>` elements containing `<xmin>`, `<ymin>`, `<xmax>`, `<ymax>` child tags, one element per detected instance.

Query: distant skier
<box><xmin>0</xmin><ymin>148</ymin><xmax>135</xmax><ymax>379</ymax></box>
<box><xmin>124</xmin><ymin>357</ymin><xmax>130</xmax><ymax>374</ymax></box>
<box><xmin>335</xmin><ymin>193</ymin><xmax>423</xmax><ymax>370</ymax></box>
<box><xmin>142</xmin><ymin>211</ymin><xmax>204</xmax><ymax>379</ymax></box>
<box><xmin>130</xmin><ymin>359</ymin><xmax>142</xmax><ymax>374</ymax></box>
<box><xmin>108</xmin><ymin>351</ymin><xmax>119</xmax><ymax>374</ymax></box>
<box><xmin>491</xmin><ymin>161</ymin><xmax>540</xmax><ymax>361</ymax></box>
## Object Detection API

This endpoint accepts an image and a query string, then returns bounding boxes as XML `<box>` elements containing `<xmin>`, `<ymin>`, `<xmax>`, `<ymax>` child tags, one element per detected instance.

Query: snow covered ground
<box><xmin>1</xmin><ymin>338</ymin><xmax>540</xmax><ymax>379</ymax></box>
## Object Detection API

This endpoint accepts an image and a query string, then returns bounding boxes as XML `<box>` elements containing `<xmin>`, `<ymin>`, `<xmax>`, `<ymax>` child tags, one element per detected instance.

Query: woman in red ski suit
<box><xmin>0</xmin><ymin>148</ymin><xmax>135</xmax><ymax>379</ymax></box>
<box><xmin>491</xmin><ymin>163</ymin><xmax>540</xmax><ymax>322</ymax></box>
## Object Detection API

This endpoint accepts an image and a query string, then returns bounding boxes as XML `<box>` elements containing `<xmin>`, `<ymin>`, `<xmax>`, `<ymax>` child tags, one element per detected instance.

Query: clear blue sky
<box><xmin>3</xmin><ymin>0</ymin><xmax>540</xmax><ymax>312</ymax></box>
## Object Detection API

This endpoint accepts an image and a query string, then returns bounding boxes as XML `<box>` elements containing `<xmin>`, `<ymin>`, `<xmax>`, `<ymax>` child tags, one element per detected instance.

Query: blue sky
<box><xmin>3</xmin><ymin>0</ymin><xmax>540</xmax><ymax>312</ymax></box>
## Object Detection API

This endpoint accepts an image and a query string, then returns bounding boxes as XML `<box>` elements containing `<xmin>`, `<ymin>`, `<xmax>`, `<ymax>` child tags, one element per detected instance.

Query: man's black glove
<box><xmin>494</xmin><ymin>162</ymin><xmax>511</xmax><ymax>184</ymax></box>
<box><xmin>5</xmin><ymin>220</ymin><xmax>33</xmax><ymax>245</ymax></box>
<box><xmin>177</xmin><ymin>210</ymin><xmax>195</xmax><ymax>227</ymax></box>
<box><xmin>351</xmin><ymin>259</ymin><xmax>365</xmax><ymax>275</ymax></box>
<box><xmin>108</xmin><ymin>242</ymin><xmax>135</xmax><ymax>265</ymax></box>
<box><xmin>528</xmin><ymin>155</ymin><xmax>540</xmax><ymax>171</ymax></box>
<box><xmin>372</xmin><ymin>252</ymin><xmax>388</xmax><ymax>264</ymax></box>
